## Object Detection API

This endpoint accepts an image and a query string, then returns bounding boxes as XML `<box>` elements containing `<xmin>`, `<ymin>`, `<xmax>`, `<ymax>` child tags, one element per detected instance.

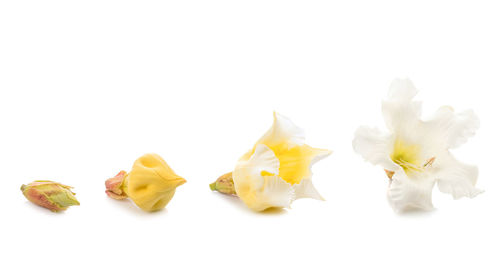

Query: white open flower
<box><xmin>232</xmin><ymin>112</ymin><xmax>331</xmax><ymax>212</ymax></box>
<box><xmin>352</xmin><ymin>79</ymin><xmax>482</xmax><ymax>212</ymax></box>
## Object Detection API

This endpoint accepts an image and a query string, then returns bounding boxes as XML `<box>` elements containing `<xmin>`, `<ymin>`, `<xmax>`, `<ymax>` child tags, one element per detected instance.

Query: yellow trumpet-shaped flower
<box><xmin>105</xmin><ymin>153</ymin><xmax>186</xmax><ymax>212</ymax></box>
<box><xmin>229</xmin><ymin>113</ymin><xmax>331</xmax><ymax>212</ymax></box>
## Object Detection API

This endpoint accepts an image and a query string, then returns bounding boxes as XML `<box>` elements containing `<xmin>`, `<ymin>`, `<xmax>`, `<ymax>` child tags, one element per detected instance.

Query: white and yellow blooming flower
<box><xmin>352</xmin><ymin>79</ymin><xmax>482</xmax><ymax>212</ymax></box>
<box><xmin>212</xmin><ymin>112</ymin><xmax>331</xmax><ymax>212</ymax></box>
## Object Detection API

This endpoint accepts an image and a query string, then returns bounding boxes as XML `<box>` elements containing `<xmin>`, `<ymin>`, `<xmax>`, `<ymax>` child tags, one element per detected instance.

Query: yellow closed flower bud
<box><xmin>105</xmin><ymin>153</ymin><xmax>186</xmax><ymax>212</ymax></box>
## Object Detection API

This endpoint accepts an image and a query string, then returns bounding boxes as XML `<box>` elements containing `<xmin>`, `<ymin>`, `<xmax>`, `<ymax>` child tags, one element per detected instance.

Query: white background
<box><xmin>1</xmin><ymin>1</ymin><xmax>499</xmax><ymax>279</ymax></box>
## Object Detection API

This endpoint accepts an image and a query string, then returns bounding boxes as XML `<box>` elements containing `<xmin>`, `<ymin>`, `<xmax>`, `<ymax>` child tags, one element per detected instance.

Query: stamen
<box><xmin>423</xmin><ymin>157</ymin><xmax>435</xmax><ymax>168</ymax></box>
<box><xmin>384</xmin><ymin>169</ymin><xmax>395</xmax><ymax>179</ymax></box>
<box><xmin>394</xmin><ymin>158</ymin><xmax>424</xmax><ymax>172</ymax></box>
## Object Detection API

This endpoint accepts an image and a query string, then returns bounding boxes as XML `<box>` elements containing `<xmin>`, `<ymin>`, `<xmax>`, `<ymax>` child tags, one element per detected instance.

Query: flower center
<box><xmin>390</xmin><ymin>138</ymin><xmax>434</xmax><ymax>174</ymax></box>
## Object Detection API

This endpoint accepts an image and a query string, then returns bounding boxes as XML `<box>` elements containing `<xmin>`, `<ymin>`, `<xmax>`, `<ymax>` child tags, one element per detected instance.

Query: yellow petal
<box><xmin>241</xmin><ymin>112</ymin><xmax>329</xmax><ymax>185</ymax></box>
<box><xmin>268</xmin><ymin>142</ymin><xmax>331</xmax><ymax>185</ymax></box>
<box><xmin>233</xmin><ymin>113</ymin><xmax>331</xmax><ymax>211</ymax></box>
<box><xmin>127</xmin><ymin>153</ymin><xmax>186</xmax><ymax>212</ymax></box>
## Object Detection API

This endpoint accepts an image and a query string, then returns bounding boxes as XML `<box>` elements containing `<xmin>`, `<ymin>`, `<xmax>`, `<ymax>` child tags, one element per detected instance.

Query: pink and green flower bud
<box><xmin>21</xmin><ymin>180</ymin><xmax>80</xmax><ymax>212</ymax></box>
<box><xmin>210</xmin><ymin>172</ymin><xmax>236</xmax><ymax>195</ymax></box>
<box><xmin>105</xmin><ymin>170</ymin><xmax>129</xmax><ymax>199</ymax></box>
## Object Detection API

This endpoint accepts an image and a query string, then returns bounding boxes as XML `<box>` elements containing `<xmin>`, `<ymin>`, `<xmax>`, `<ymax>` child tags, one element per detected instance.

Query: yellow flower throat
<box><xmin>390</xmin><ymin>138</ymin><xmax>435</xmax><ymax>174</ymax></box>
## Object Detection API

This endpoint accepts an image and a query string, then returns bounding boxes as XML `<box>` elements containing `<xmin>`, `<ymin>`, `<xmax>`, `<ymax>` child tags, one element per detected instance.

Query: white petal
<box><xmin>233</xmin><ymin>144</ymin><xmax>279</xmax><ymax>197</ymax></box>
<box><xmin>387</xmin><ymin>78</ymin><xmax>418</xmax><ymax>101</ymax></box>
<box><xmin>310</xmin><ymin>149</ymin><xmax>332</xmax><ymax>166</ymax></box>
<box><xmin>352</xmin><ymin>126</ymin><xmax>399</xmax><ymax>171</ymax></box>
<box><xmin>290</xmin><ymin>148</ymin><xmax>330</xmax><ymax>201</ymax></box>
<box><xmin>381</xmin><ymin>78</ymin><xmax>422</xmax><ymax>134</ymax></box>
<box><xmin>423</xmin><ymin>106</ymin><xmax>480</xmax><ymax>149</ymax></box>
<box><xmin>434</xmin><ymin>152</ymin><xmax>482</xmax><ymax>199</ymax></box>
<box><xmin>293</xmin><ymin>178</ymin><xmax>324</xmax><ymax>201</ymax></box>
<box><xmin>261</xmin><ymin>175</ymin><xmax>295</xmax><ymax>209</ymax></box>
<box><xmin>248</xmin><ymin>144</ymin><xmax>280</xmax><ymax>175</ymax></box>
<box><xmin>233</xmin><ymin>144</ymin><xmax>293</xmax><ymax>211</ymax></box>
<box><xmin>387</xmin><ymin>171</ymin><xmax>435</xmax><ymax>212</ymax></box>
<box><xmin>256</xmin><ymin>112</ymin><xmax>305</xmax><ymax>148</ymax></box>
